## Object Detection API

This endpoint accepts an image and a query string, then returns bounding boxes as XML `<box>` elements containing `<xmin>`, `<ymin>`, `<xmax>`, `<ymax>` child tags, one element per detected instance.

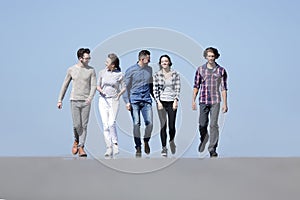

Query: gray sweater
<box><xmin>58</xmin><ymin>64</ymin><xmax>97</xmax><ymax>102</ymax></box>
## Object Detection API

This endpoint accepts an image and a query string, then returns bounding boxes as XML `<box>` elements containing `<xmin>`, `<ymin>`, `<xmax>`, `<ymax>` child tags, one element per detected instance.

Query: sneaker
<box><xmin>198</xmin><ymin>135</ymin><xmax>209</xmax><ymax>152</ymax></box>
<box><xmin>104</xmin><ymin>147</ymin><xmax>113</xmax><ymax>157</ymax></box>
<box><xmin>112</xmin><ymin>143</ymin><xmax>119</xmax><ymax>155</ymax></box>
<box><xmin>144</xmin><ymin>142</ymin><xmax>150</xmax><ymax>154</ymax></box>
<box><xmin>169</xmin><ymin>140</ymin><xmax>176</xmax><ymax>154</ymax></box>
<box><xmin>78</xmin><ymin>146</ymin><xmax>87</xmax><ymax>157</ymax></box>
<box><xmin>136</xmin><ymin>146</ymin><xmax>142</xmax><ymax>157</ymax></box>
<box><xmin>161</xmin><ymin>147</ymin><xmax>168</xmax><ymax>157</ymax></box>
<box><xmin>210</xmin><ymin>151</ymin><xmax>218</xmax><ymax>158</ymax></box>
<box><xmin>198</xmin><ymin>143</ymin><xmax>205</xmax><ymax>153</ymax></box>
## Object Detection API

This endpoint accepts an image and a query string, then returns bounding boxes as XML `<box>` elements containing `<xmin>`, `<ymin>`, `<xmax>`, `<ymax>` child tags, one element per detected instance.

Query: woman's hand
<box><xmin>173</xmin><ymin>100</ymin><xmax>178</xmax><ymax>110</ymax></box>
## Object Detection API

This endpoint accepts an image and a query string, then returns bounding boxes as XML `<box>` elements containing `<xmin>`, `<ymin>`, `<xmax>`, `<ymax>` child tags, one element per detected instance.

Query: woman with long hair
<box><xmin>97</xmin><ymin>53</ymin><xmax>126</xmax><ymax>157</ymax></box>
<box><xmin>153</xmin><ymin>54</ymin><xmax>180</xmax><ymax>157</ymax></box>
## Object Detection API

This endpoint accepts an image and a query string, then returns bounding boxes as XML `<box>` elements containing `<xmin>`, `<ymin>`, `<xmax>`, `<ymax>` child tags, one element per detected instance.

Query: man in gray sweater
<box><xmin>57</xmin><ymin>48</ymin><xmax>97</xmax><ymax>157</ymax></box>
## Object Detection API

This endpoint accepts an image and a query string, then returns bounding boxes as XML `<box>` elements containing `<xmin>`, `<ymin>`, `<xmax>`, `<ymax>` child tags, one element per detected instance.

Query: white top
<box><xmin>97</xmin><ymin>69</ymin><xmax>125</xmax><ymax>98</ymax></box>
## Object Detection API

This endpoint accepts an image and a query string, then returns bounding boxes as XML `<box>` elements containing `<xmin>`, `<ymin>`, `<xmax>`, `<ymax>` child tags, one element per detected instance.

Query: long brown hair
<box><xmin>108</xmin><ymin>53</ymin><xmax>121</xmax><ymax>71</ymax></box>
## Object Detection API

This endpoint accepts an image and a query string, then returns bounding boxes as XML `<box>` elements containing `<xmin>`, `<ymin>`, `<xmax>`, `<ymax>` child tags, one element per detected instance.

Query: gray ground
<box><xmin>0</xmin><ymin>157</ymin><xmax>299</xmax><ymax>200</ymax></box>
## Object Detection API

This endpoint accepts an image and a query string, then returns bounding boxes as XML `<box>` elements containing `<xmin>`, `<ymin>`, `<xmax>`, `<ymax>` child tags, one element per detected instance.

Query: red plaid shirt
<box><xmin>193</xmin><ymin>63</ymin><xmax>228</xmax><ymax>105</ymax></box>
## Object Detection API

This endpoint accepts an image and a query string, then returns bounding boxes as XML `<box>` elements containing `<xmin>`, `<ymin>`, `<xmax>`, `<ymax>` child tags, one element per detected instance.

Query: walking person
<box><xmin>97</xmin><ymin>53</ymin><xmax>126</xmax><ymax>157</ymax></box>
<box><xmin>192</xmin><ymin>47</ymin><xmax>228</xmax><ymax>158</ymax></box>
<box><xmin>57</xmin><ymin>48</ymin><xmax>97</xmax><ymax>157</ymax></box>
<box><xmin>153</xmin><ymin>55</ymin><xmax>180</xmax><ymax>157</ymax></box>
<box><xmin>123</xmin><ymin>50</ymin><xmax>153</xmax><ymax>157</ymax></box>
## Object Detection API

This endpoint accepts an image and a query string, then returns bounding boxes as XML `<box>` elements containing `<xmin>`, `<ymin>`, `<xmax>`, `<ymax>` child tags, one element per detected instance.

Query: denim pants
<box><xmin>199</xmin><ymin>103</ymin><xmax>220</xmax><ymax>153</ymax></box>
<box><xmin>98</xmin><ymin>96</ymin><xmax>120</xmax><ymax>148</ymax></box>
<box><xmin>157</xmin><ymin>101</ymin><xmax>177</xmax><ymax>147</ymax></box>
<box><xmin>70</xmin><ymin>100</ymin><xmax>91</xmax><ymax>148</ymax></box>
<box><xmin>130</xmin><ymin>102</ymin><xmax>153</xmax><ymax>148</ymax></box>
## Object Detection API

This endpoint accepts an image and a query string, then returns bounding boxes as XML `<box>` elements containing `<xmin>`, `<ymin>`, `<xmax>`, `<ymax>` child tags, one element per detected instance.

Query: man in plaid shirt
<box><xmin>192</xmin><ymin>47</ymin><xmax>228</xmax><ymax>157</ymax></box>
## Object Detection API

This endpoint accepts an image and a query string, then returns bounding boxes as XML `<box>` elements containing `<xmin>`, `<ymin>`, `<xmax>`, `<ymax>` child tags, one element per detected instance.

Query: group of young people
<box><xmin>57</xmin><ymin>47</ymin><xmax>228</xmax><ymax>158</ymax></box>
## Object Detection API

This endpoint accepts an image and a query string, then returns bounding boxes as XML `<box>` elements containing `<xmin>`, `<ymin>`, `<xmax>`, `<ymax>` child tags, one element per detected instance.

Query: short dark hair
<box><xmin>159</xmin><ymin>54</ymin><xmax>173</xmax><ymax>69</ymax></box>
<box><xmin>138</xmin><ymin>50</ymin><xmax>151</xmax><ymax>60</ymax></box>
<box><xmin>203</xmin><ymin>47</ymin><xmax>220</xmax><ymax>59</ymax></box>
<box><xmin>108</xmin><ymin>53</ymin><xmax>121</xmax><ymax>71</ymax></box>
<box><xmin>77</xmin><ymin>48</ymin><xmax>90</xmax><ymax>59</ymax></box>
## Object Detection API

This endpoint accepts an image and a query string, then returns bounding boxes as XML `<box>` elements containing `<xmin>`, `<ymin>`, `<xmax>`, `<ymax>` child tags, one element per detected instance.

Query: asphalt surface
<box><xmin>0</xmin><ymin>157</ymin><xmax>299</xmax><ymax>200</ymax></box>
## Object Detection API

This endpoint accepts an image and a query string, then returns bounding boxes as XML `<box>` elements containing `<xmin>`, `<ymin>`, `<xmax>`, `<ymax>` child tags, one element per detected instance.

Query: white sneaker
<box><xmin>113</xmin><ymin>144</ymin><xmax>119</xmax><ymax>155</ymax></box>
<box><xmin>161</xmin><ymin>147</ymin><xmax>168</xmax><ymax>157</ymax></box>
<box><xmin>104</xmin><ymin>147</ymin><xmax>113</xmax><ymax>157</ymax></box>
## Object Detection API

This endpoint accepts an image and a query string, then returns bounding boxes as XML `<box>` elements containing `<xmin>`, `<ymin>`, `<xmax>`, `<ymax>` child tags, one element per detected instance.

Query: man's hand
<box><xmin>222</xmin><ymin>104</ymin><xmax>228</xmax><ymax>113</ymax></box>
<box><xmin>221</xmin><ymin>90</ymin><xmax>228</xmax><ymax>113</ymax></box>
<box><xmin>192</xmin><ymin>88</ymin><xmax>198</xmax><ymax>111</ymax></box>
<box><xmin>192</xmin><ymin>101</ymin><xmax>197</xmax><ymax>110</ymax></box>
<box><xmin>57</xmin><ymin>102</ymin><xmax>62</xmax><ymax>109</ymax></box>
<box><xmin>126</xmin><ymin>103</ymin><xmax>131</xmax><ymax>111</ymax></box>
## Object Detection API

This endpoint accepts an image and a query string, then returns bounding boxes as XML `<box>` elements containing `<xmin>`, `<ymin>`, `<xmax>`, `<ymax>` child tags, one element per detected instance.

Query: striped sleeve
<box><xmin>153</xmin><ymin>72</ymin><xmax>160</xmax><ymax>101</ymax></box>
<box><xmin>174</xmin><ymin>71</ymin><xmax>180</xmax><ymax>100</ymax></box>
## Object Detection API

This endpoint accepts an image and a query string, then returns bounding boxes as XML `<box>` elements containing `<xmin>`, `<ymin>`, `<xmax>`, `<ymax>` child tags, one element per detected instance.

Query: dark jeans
<box><xmin>130</xmin><ymin>102</ymin><xmax>153</xmax><ymax>148</ymax></box>
<box><xmin>157</xmin><ymin>101</ymin><xmax>177</xmax><ymax>147</ymax></box>
<box><xmin>199</xmin><ymin>103</ymin><xmax>220</xmax><ymax>153</ymax></box>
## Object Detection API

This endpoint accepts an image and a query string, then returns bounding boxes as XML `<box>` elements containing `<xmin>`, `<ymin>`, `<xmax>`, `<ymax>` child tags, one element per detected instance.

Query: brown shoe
<box><xmin>135</xmin><ymin>146</ymin><xmax>142</xmax><ymax>158</ymax></box>
<box><xmin>144</xmin><ymin>142</ymin><xmax>150</xmax><ymax>154</ymax></box>
<box><xmin>72</xmin><ymin>141</ymin><xmax>78</xmax><ymax>155</ymax></box>
<box><xmin>78</xmin><ymin>147</ymin><xmax>87</xmax><ymax>157</ymax></box>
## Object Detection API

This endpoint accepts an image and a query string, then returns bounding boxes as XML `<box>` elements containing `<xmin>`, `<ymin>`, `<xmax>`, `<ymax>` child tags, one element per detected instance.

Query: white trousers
<box><xmin>98</xmin><ymin>96</ymin><xmax>120</xmax><ymax>148</ymax></box>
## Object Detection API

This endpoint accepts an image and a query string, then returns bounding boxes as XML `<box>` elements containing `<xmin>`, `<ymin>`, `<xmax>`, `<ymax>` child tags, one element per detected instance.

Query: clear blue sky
<box><xmin>1</xmin><ymin>0</ymin><xmax>299</xmax><ymax>157</ymax></box>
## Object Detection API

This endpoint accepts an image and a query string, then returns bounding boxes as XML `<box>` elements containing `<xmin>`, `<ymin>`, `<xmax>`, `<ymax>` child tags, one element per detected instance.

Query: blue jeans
<box><xmin>130</xmin><ymin>102</ymin><xmax>153</xmax><ymax>148</ymax></box>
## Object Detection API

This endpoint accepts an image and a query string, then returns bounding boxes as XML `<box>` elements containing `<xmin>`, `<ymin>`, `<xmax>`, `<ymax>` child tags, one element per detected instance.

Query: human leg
<box><xmin>130</xmin><ymin>103</ymin><xmax>141</xmax><ymax>149</ymax></box>
<box><xmin>166</xmin><ymin>101</ymin><xmax>177</xmax><ymax>142</ymax></box>
<box><xmin>165</xmin><ymin>101</ymin><xmax>177</xmax><ymax>154</ymax></box>
<box><xmin>110</xmin><ymin>98</ymin><xmax>120</xmax><ymax>155</ymax></box>
<box><xmin>99</xmin><ymin>97</ymin><xmax>112</xmax><ymax>148</ymax></box>
<box><xmin>198</xmin><ymin>103</ymin><xmax>210</xmax><ymax>152</ymax></box>
<box><xmin>70</xmin><ymin>100</ymin><xmax>82</xmax><ymax>155</ymax></box>
<box><xmin>141</xmin><ymin>102</ymin><xmax>153</xmax><ymax>154</ymax></box>
<box><xmin>141</xmin><ymin>102</ymin><xmax>153</xmax><ymax>141</ymax></box>
<box><xmin>78</xmin><ymin>101</ymin><xmax>91</xmax><ymax>157</ymax></box>
<box><xmin>157</xmin><ymin>104</ymin><xmax>167</xmax><ymax>147</ymax></box>
<box><xmin>109</xmin><ymin>98</ymin><xmax>120</xmax><ymax>145</ymax></box>
<box><xmin>208</xmin><ymin>103</ymin><xmax>220</xmax><ymax>156</ymax></box>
